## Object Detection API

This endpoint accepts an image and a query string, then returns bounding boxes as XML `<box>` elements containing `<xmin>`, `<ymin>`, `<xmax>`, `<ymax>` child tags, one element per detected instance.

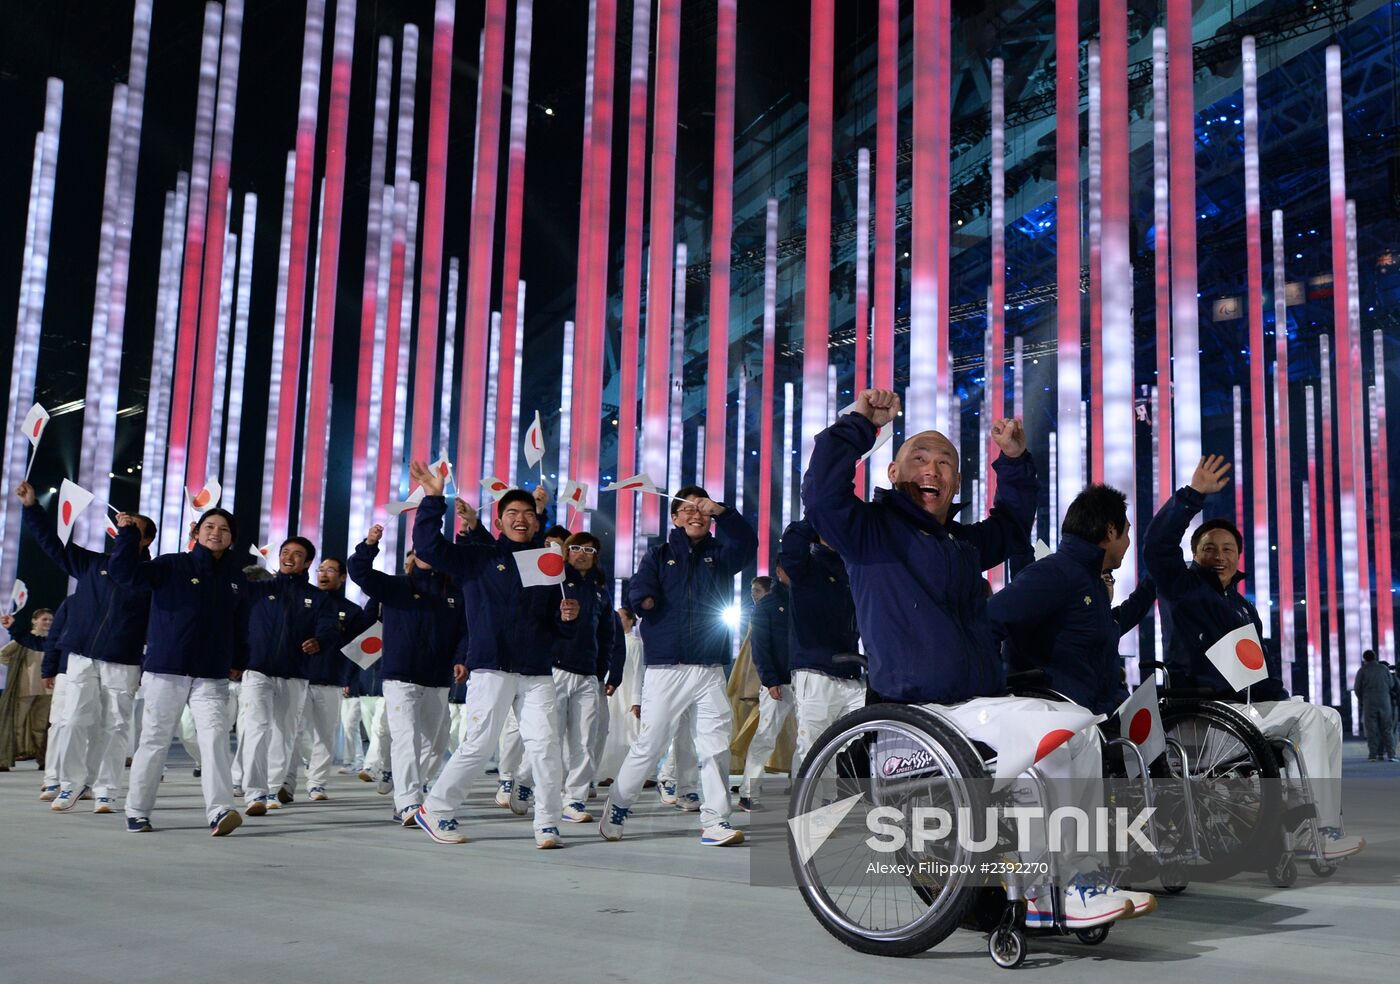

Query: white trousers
<box><xmin>53</xmin><ymin>655</ymin><xmax>141</xmax><ymax>797</ymax></box>
<box><xmin>588</xmin><ymin>681</ymin><xmax>609</xmax><ymax>786</ymax></box>
<box><xmin>362</xmin><ymin>696</ymin><xmax>389</xmax><ymax>774</ymax></box>
<box><xmin>383</xmin><ymin>680</ymin><xmax>449</xmax><ymax>811</ymax></box>
<box><xmin>339</xmin><ymin>695</ymin><xmax>364</xmax><ymax>767</ymax></box>
<box><xmin>597</xmin><ymin>687</ymin><xmax>639</xmax><ymax>783</ymax></box>
<box><xmin>126</xmin><ymin>672</ymin><xmax>233</xmax><ymax>824</ymax></box>
<box><xmin>497</xmin><ymin>709</ymin><xmax>522</xmax><ymax>779</ymax></box>
<box><xmin>42</xmin><ymin>673</ymin><xmax>69</xmax><ymax>786</ymax></box>
<box><xmin>656</xmin><ymin>709</ymin><xmax>698</xmax><ymax>796</ymax></box>
<box><xmin>521</xmin><ymin>668</ymin><xmax>599</xmax><ymax>805</ymax></box>
<box><xmin>741</xmin><ymin>684</ymin><xmax>794</xmax><ymax>797</ymax></box>
<box><xmin>1245</xmin><ymin>698</ymin><xmax>1345</xmax><ymax>828</ymax></box>
<box><xmin>613</xmin><ymin>665</ymin><xmax>733</xmax><ymax>828</ymax></box>
<box><xmin>792</xmin><ymin>669</ymin><xmax>866</xmax><ymax>773</ymax></box>
<box><xmin>236</xmin><ymin>671</ymin><xmax>308</xmax><ymax>802</ymax></box>
<box><xmin>293</xmin><ymin>684</ymin><xmax>342</xmax><ymax>790</ymax></box>
<box><xmin>424</xmin><ymin>670</ymin><xmax>561</xmax><ymax>830</ymax></box>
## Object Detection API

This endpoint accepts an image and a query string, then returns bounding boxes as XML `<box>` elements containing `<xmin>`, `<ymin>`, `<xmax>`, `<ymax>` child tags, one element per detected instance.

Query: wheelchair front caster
<box><xmin>989</xmin><ymin>924</ymin><xmax>1027</xmax><ymax>969</ymax></box>
<box><xmin>1075</xmin><ymin>924</ymin><xmax>1111</xmax><ymax>946</ymax></box>
<box><xmin>1159</xmin><ymin>865</ymin><xmax>1189</xmax><ymax>895</ymax></box>
<box><xmin>1309</xmin><ymin>859</ymin><xmax>1337</xmax><ymax>879</ymax></box>
<box><xmin>1267</xmin><ymin>855</ymin><xmax>1297</xmax><ymax>888</ymax></box>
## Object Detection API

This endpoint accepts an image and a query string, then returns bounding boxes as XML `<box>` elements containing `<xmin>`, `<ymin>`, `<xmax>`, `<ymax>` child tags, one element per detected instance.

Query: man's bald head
<box><xmin>889</xmin><ymin>430</ymin><xmax>961</xmax><ymax>522</ymax></box>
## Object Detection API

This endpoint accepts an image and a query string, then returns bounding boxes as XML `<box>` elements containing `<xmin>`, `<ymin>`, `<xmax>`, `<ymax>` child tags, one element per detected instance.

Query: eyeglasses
<box><xmin>568</xmin><ymin>545</ymin><xmax>598</xmax><ymax>555</ymax></box>
<box><xmin>674</xmin><ymin>504</ymin><xmax>701</xmax><ymax>516</ymax></box>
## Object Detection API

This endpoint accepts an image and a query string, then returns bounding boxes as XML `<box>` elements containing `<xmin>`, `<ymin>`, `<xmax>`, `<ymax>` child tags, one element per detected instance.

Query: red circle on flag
<box><xmin>491</xmin><ymin>481</ymin><xmax>507</xmax><ymax>491</ymax></box>
<box><xmin>360</xmin><ymin>637</ymin><xmax>383</xmax><ymax>655</ymax></box>
<box><xmin>437</xmin><ymin>462</ymin><xmax>449</xmax><ymax>477</ymax></box>
<box><xmin>61</xmin><ymin>501</ymin><xmax>72</xmax><ymax>524</ymax></box>
<box><xmin>1034</xmin><ymin>728</ymin><xmax>1075</xmax><ymax>763</ymax></box>
<box><xmin>538</xmin><ymin>552</ymin><xmax>566</xmax><ymax>577</ymax></box>
<box><xmin>1235</xmin><ymin>639</ymin><xmax>1265</xmax><ymax>671</ymax></box>
<box><xmin>531</xmin><ymin>433</ymin><xmax>540</xmax><ymax>449</ymax></box>
<box><xmin>32</xmin><ymin>418</ymin><xmax>42</xmax><ymax>438</ymax></box>
<box><xmin>193</xmin><ymin>489</ymin><xmax>212</xmax><ymax>508</ymax></box>
<box><xmin>1128</xmin><ymin>708</ymin><xmax>1153</xmax><ymax>745</ymax></box>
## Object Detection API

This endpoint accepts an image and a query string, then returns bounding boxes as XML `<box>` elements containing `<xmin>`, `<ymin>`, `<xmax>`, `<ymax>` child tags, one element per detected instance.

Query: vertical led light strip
<box><xmin>570</xmin><ymin>0</ymin><xmax>598</xmax><ymax>486</ymax></box>
<box><xmin>1241</xmin><ymin>36</ymin><xmax>1271</xmax><ymax>629</ymax></box>
<box><xmin>987</xmin><ymin>58</ymin><xmax>1005</xmax><ymax>516</ymax></box>
<box><xmin>494</xmin><ymin>0</ymin><xmax>534</xmax><ymax>481</ymax></box>
<box><xmin>163</xmin><ymin>3</ymin><xmax>223</xmax><ymax>535</ymax></box>
<box><xmin>412</xmin><ymin>0</ymin><xmax>458</xmax><ymax>468</ymax></box>
<box><xmin>909</xmin><ymin>0</ymin><xmax>952</xmax><ymax>432</ymax></box>
<box><xmin>1232</xmin><ymin>387</ymin><xmax>1245</xmax><ymax>544</ymax></box>
<box><xmin>1086</xmin><ymin>42</ymin><xmax>1103</xmax><ymax>484</ymax></box>
<box><xmin>481</xmin><ymin>310</ymin><xmax>500</xmax><ymax>481</ymax></box>
<box><xmin>350</xmin><ymin>37</ymin><xmax>393</xmax><ymax>548</ymax></box>
<box><xmin>271</xmin><ymin>0</ymin><xmax>326</xmax><ymax>535</ymax></box>
<box><xmin>1055</xmin><ymin>0</ymin><xmax>1082</xmax><ymax>527</ymax></box>
<box><xmin>1013</xmin><ymin>335</ymin><xmax>1024</xmax><ymax>419</ymax></box>
<box><xmin>1319</xmin><ymin>337</ymin><xmax>1341</xmax><ymax>705</ymax></box>
<box><xmin>76</xmin><ymin>87</ymin><xmax>128</xmax><ymax>545</ymax></box>
<box><xmin>261</xmin><ymin>152</ymin><xmax>297</xmax><ymax>545</ymax></box>
<box><xmin>1302</xmin><ymin>478</ymin><xmax>1322</xmax><ymax>700</ymax></box>
<box><xmin>1152</xmin><ymin>27</ymin><xmax>1172</xmax><ymax>504</ymax></box>
<box><xmin>208</xmin><ymin>228</ymin><xmax>236</xmax><ymax>482</ymax></box>
<box><xmin>853</xmin><ymin>147</ymin><xmax>870</xmax><ymax>494</ymax></box>
<box><xmin>640</xmin><ymin>0</ymin><xmax>681</xmax><ymax>537</ymax></box>
<box><xmin>668</xmin><ymin>245</ymin><xmax>688</xmax><ymax>493</ymax></box>
<box><xmin>560</xmin><ymin>320</ymin><xmax>576</xmax><ymax>482</ymax></box>
<box><xmin>187</xmin><ymin>0</ymin><xmax>244</xmax><ymax>501</ymax></box>
<box><xmin>704</xmin><ymin>0</ymin><xmax>736</xmax><ymax>494</ymax></box>
<box><xmin>456</xmin><ymin>0</ymin><xmax>506</xmax><ymax>505</ymax></box>
<box><xmin>386</xmin><ymin>181</ymin><xmax>420</xmax><ymax>568</ymax></box>
<box><xmin>1345</xmin><ymin>200</ymin><xmax>1372</xmax><ymax>654</ymax></box>
<box><xmin>732</xmin><ymin>376</ymin><xmax>747</xmax><ymax>656</ymax></box>
<box><xmin>299</xmin><ymin>0</ymin><xmax>357</xmax><ymax>543</ymax></box>
<box><xmin>1304</xmin><ymin>386</ymin><xmax>1323</xmax><ymax>696</ymax></box>
<box><xmin>1371</xmin><ymin>331</ymin><xmax>1394</xmax><ymax>659</ymax></box>
<box><xmin>1048</xmin><ymin>433</ymin><xmax>1059</xmax><ymax>546</ymax></box>
<box><xmin>1167</xmin><ymin>0</ymin><xmax>1201</xmax><ymax>489</ymax></box>
<box><xmin>441</xmin><ymin>259</ymin><xmax>460</xmax><ymax>457</ymax></box>
<box><xmin>870</xmin><ymin>0</ymin><xmax>897</xmax><ymax>489</ymax></box>
<box><xmin>613</xmin><ymin>0</ymin><xmax>650</xmax><ymax>579</ymax></box>
<box><xmin>1271</xmin><ymin>211</ymin><xmax>1295</xmax><ymax>666</ymax></box>
<box><xmin>138</xmin><ymin>185</ymin><xmax>180</xmax><ymax>522</ymax></box>
<box><xmin>801</xmin><ymin>0</ymin><xmax>834</xmax><ymax>469</ymax></box>
<box><xmin>781</xmin><ymin>382</ymin><xmax>795</xmax><ymax>534</ymax></box>
<box><xmin>508</xmin><ymin>282</ymin><xmax>525</xmax><ymax>486</ymax></box>
<box><xmin>1100</xmin><ymin>0</ymin><xmax>1135</xmax><ymax>617</ymax></box>
<box><xmin>1326</xmin><ymin>45</ymin><xmax>1365</xmax><ymax>697</ymax></box>
<box><xmin>758</xmin><ymin>199</ymin><xmax>779</xmax><ymax>574</ymax></box>
<box><xmin>695</xmin><ymin>425</ymin><xmax>706</xmax><ymax>488</ymax></box>
<box><xmin>224</xmin><ymin>196</ymin><xmax>256</xmax><ymax>515</ymax></box>
<box><xmin>3</xmin><ymin>132</ymin><xmax>44</xmax><ymax>556</ymax></box>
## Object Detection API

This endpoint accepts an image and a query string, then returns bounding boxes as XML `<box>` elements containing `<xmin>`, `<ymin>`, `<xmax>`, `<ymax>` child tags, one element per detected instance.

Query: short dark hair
<box><xmin>751</xmin><ymin>575</ymin><xmax>773</xmax><ymax>592</ymax></box>
<box><xmin>618</xmin><ymin>606</ymin><xmax>635</xmax><ymax>622</ymax></box>
<box><xmin>671</xmin><ymin>485</ymin><xmax>709</xmax><ymax>516</ymax></box>
<box><xmin>1191</xmin><ymin>518</ymin><xmax>1242</xmax><ymax>552</ymax></box>
<box><xmin>33</xmin><ymin>608</ymin><xmax>53</xmax><ymax>620</ymax></box>
<box><xmin>1061</xmin><ymin>484</ymin><xmax>1129</xmax><ymax>544</ymax></box>
<box><xmin>281</xmin><ymin>535</ymin><xmax>317</xmax><ymax>564</ymax></box>
<box><xmin>1363</xmin><ymin>649</ymin><xmax>1377</xmax><ymax>661</ymax></box>
<box><xmin>542</xmin><ymin>524</ymin><xmax>571</xmax><ymax>542</ymax></box>
<box><xmin>320</xmin><ymin>557</ymin><xmax>346</xmax><ymax>576</ymax></box>
<box><xmin>135</xmin><ymin>514</ymin><xmax>158</xmax><ymax>543</ymax></box>
<box><xmin>496</xmin><ymin>489</ymin><xmax>536</xmax><ymax>518</ymax></box>
<box><xmin>196</xmin><ymin>508</ymin><xmax>238</xmax><ymax>542</ymax></box>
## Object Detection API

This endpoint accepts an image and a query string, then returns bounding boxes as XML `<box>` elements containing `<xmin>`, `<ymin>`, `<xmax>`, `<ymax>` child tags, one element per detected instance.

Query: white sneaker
<box><xmin>1025</xmin><ymin>873</ymin><xmax>1153</xmax><ymax>929</ymax></box>
<box><xmin>414</xmin><ymin>807</ymin><xmax>467</xmax><ymax>845</ymax></box>
<box><xmin>509</xmin><ymin>781</ymin><xmax>533</xmax><ymax>817</ymax></box>
<box><xmin>494</xmin><ymin>779</ymin><xmax>512</xmax><ymax>809</ymax></box>
<box><xmin>376</xmin><ymin>771</ymin><xmax>392</xmax><ymax>795</ymax></box>
<box><xmin>561</xmin><ymin>801</ymin><xmax>593</xmax><ymax>823</ymax></box>
<box><xmin>308</xmin><ymin>787</ymin><xmax>329</xmax><ymax>802</ymax></box>
<box><xmin>677</xmin><ymin>792</ymin><xmax>701</xmax><ymax>812</ymax></box>
<box><xmin>657</xmin><ymin>780</ymin><xmax>678</xmax><ymax>806</ymax></box>
<box><xmin>92</xmin><ymin>797</ymin><xmax>115</xmax><ymax>814</ymax></box>
<box><xmin>599</xmin><ymin>797</ymin><xmax>629</xmax><ymax>842</ymax></box>
<box><xmin>1317</xmin><ymin>827</ymin><xmax>1366</xmax><ymax>861</ymax></box>
<box><xmin>535</xmin><ymin>826</ymin><xmax>562</xmax><ymax>849</ymax></box>
<box><xmin>38</xmin><ymin>784</ymin><xmax>59</xmax><ymax>802</ymax></box>
<box><xmin>700</xmin><ymin>821</ymin><xmax>744</xmax><ymax>847</ymax></box>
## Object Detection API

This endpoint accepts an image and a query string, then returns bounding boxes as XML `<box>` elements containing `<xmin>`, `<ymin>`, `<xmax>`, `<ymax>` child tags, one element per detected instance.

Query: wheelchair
<box><xmin>788</xmin><ymin>695</ymin><xmax>1132</xmax><ymax>969</ymax></box>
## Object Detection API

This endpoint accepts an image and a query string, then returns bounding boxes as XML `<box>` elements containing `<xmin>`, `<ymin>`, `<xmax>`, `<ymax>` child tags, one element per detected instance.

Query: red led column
<box><xmin>869</xmin><ymin>0</ymin><xmax>897</xmax><ymax>488</ymax></box>
<box><xmin>703</xmin><ymin>0</ymin><xmax>736</xmax><ymax>494</ymax></box>
<box><xmin>802</xmin><ymin>0</ymin><xmax>834</xmax><ymax>466</ymax></box>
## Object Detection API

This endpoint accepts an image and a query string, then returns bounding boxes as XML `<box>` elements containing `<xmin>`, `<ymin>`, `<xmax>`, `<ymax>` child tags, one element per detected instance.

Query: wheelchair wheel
<box><xmin>1309</xmin><ymin>860</ymin><xmax>1338</xmax><ymax>878</ymax></box>
<box><xmin>1268</xmin><ymin>854</ymin><xmax>1298</xmax><ymax>888</ymax></box>
<box><xmin>1076</xmin><ymin>924</ymin><xmax>1111</xmax><ymax>945</ymax></box>
<box><xmin>789</xmin><ymin>704</ymin><xmax>989</xmax><ymax>957</ymax></box>
<box><xmin>1156</xmin><ymin>702</ymin><xmax>1282</xmax><ymax>879</ymax></box>
<box><xmin>989</xmin><ymin>925</ymin><xmax>1027</xmax><ymax>968</ymax></box>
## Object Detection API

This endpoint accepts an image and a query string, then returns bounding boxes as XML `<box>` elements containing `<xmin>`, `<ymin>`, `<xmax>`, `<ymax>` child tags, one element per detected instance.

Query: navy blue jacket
<box><xmin>627</xmin><ymin>509</ymin><xmax>758</xmax><ymax>667</ymax></box>
<box><xmin>555</xmin><ymin>568</ymin><xmax>617</xmax><ymax>678</ymax></box>
<box><xmin>750</xmin><ymin>583</ymin><xmax>792</xmax><ymax>688</ymax></box>
<box><xmin>41</xmin><ymin>602</ymin><xmax>69</xmax><ymax>678</ymax></box>
<box><xmin>345</xmin><ymin>598</ymin><xmax>384</xmax><ymax>697</ymax></box>
<box><xmin>244</xmin><ymin>572</ymin><xmax>340</xmax><ymax>680</ymax></box>
<box><xmin>1144</xmin><ymin>486</ymin><xmax>1288</xmax><ymax>701</ymax></box>
<box><xmin>988</xmin><ymin>534</ymin><xmax>1144</xmax><ymax>714</ymax></box>
<box><xmin>304</xmin><ymin>592</ymin><xmax>366</xmax><ymax>687</ymax></box>
<box><xmin>108</xmin><ymin>525</ymin><xmax>249</xmax><ymax>680</ymax></box>
<box><xmin>23</xmin><ymin>502</ymin><xmax>150</xmax><ymax>666</ymax></box>
<box><xmin>412</xmin><ymin>495</ymin><xmax>575</xmax><ymax>677</ymax></box>
<box><xmin>801</xmin><ymin>412</ymin><xmax>1038</xmax><ymax>704</ymax></box>
<box><xmin>348</xmin><ymin>540</ymin><xmax>464</xmax><ymax>688</ymax></box>
<box><xmin>778</xmin><ymin>519</ymin><xmax>862</xmax><ymax>680</ymax></box>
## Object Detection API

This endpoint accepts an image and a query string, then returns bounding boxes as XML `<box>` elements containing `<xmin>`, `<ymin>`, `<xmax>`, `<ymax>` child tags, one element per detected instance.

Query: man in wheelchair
<box><xmin>1144</xmin><ymin>454</ymin><xmax>1364</xmax><ymax>863</ymax></box>
<box><xmin>803</xmin><ymin>388</ymin><xmax>1156</xmax><ymax>931</ymax></box>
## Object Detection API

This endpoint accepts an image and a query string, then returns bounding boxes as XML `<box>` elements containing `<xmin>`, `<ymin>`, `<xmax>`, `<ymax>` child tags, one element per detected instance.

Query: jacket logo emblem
<box><xmin>268</xmin><ymin>595</ymin><xmax>276</xmax><ymax>601</ymax></box>
<box><xmin>703</xmin><ymin>557</ymin><xmax>713</xmax><ymax>564</ymax></box>
<box><xmin>190</xmin><ymin>578</ymin><xmax>200</xmax><ymax>585</ymax></box>
<box><xmin>1083</xmin><ymin>596</ymin><xmax>1092</xmax><ymax>606</ymax></box>
<box><xmin>666</xmin><ymin>559</ymin><xmax>676</xmax><ymax>566</ymax></box>
<box><xmin>100</xmin><ymin>569</ymin><xmax>107</xmax><ymax>576</ymax></box>
<box><xmin>447</xmin><ymin>597</ymin><xmax>455</xmax><ymax>606</ymax></box>
<box><xmin>497</xmin><ymin>564</ymin><xmax>507</xmax><ymax>572</ymax></box>
<box><xmin>303</xmin><ymin>598</ymin><xmax>312</xmax><ymax>607</ymax></box>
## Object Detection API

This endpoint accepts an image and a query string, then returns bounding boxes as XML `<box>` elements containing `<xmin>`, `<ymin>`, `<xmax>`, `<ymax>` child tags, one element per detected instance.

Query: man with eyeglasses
<box><xmin>602</xmin><ymin>485</ymin><xmax>758</xmax><ymax>848</ymax></box>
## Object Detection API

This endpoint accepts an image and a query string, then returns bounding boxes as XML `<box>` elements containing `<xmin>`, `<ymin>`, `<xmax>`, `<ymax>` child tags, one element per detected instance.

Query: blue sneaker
<box><xmin>415</xmin><ymin>806</ymin><xmax>466</xmax><ymax>844</ymax></box>
<box><xmin>509</xmin><ymin>781</ymin><xmax>533</xmax><ymax>816</ymax></box>
<box><xmin>126</xmin><ymin>816</ymin><xmax>153</xmax><ymax>833</ymax></box>
<box><xmin>51</xmin><ymin>785</ymin><xmax>91</xmax><ymax>813</ymax></box>
<box><xmin>599</xmin><ymin>797</ymin><xmax>629</xmax><ymax>841</ymax></box>
<box><xmin>677</xmin><ymin>792</ymin><xmax>701</xmax><ymax>812</ymax></box>
<box><xmin>657</xmin><ymin>780</ymin><xmax>678</xmax><ymax>805</ymax></box>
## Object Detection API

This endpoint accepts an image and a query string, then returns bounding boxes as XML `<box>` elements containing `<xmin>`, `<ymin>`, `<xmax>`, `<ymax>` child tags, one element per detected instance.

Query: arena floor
<box><xmin>3</xmin><ymin>742</ymin><xmax>1396</xmax><ymax>982</ymax></box>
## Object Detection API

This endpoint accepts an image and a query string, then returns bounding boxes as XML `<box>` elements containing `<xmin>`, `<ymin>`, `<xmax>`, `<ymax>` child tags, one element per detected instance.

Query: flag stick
<box><xmin>23</xmin><ymin>445</ymin><xmax>37</xmax><ymax>481</ymax></box>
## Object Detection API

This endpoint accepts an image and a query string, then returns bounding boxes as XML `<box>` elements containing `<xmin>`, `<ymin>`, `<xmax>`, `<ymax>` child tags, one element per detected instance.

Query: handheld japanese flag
<box><xmin>1205</xmin><ymin>622</ymin><xmax>1269</xmax><ymax>693</ymax></box>
<box><xmin>248</xmin><ymin>542</ymin><xmax>274</xmax><ymax>566</ymax></box>
<box><xmin>523</xmin><ymin>411</ymin><xmax>545</xmax><ymax>468</ymax></box>
<box><xmin>186</xmin><ymin>477</ymin><xmax>222</xmax><ymax>514</ymax></box>
<box><xmin>1114</xmin><ymin>678</ymin><xmax>1166</xmax><ymax>777</ymax></box>
<box><xmin>9</xmin><ymin>580</ymin><xmax>28</xmax><ymax>614</ymax></box>
<box><xmin>56</xmin><ymin>479</ymin><xmax>95</xmax><ymax>546</ymax></box>
<box><xmin>385</xmin><ymin>485</ymin><xmax>425</xmax><ymax>516</ymax></box>
<box><xmin>561</xmin><ymin>480</ymin><xmax>589</xmax><ymax>513</ymax></box>
<box><xmin>514</xmin><ymin>543</ymin><xmax>567</xmax><ymax>587</ymax></box>
<box><xmin>1033</xmin><ymin>539</ymin><xmax>1052</xmax><ymax>561</ymax></box>
<box><xmin>481</xmin><ymin>477</ymin><xmax>512</xmax><ymax>501</ymax></box>
<box><xmin>342</xmin><ymin>621</ymin><xmax>385</xmax><ymax>670</ymax></box>
<box><xmin>839</xmin><ymin>401</ymin><xmax>893</xmax><ymax>462</ymax></box>
<box><xmin>429</xmin><ymin>454</ymin><xmax>454</xmax><ymax>490</ymax></box>
<box><xmin>602</xmin><ymin>472</ymin><xmax>658</xmax><ymax>495</ymax></box>
<box><xmin>960</xmin><ymin>707</ymin><xmax>1103</xmax><ymax>790</ymax></box>
<box><xmin>22</xmin><ymin>404</ymin><xmax>49</xmax><ymax>479</ymax></box>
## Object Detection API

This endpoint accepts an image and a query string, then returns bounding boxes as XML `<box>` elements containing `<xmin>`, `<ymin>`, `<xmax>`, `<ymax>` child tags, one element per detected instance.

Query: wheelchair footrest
<box><xmin>1280</xmin><ymin>803</ymin><xmax>1318</xmax><ymax>829</ymax></box>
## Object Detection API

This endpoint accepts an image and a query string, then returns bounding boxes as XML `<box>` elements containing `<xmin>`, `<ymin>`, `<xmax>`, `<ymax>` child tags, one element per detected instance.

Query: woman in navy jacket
<box><xmin>109</xmin><ymin>508</ymin><xmax>247</xmax><ymax>837</ymax></box>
